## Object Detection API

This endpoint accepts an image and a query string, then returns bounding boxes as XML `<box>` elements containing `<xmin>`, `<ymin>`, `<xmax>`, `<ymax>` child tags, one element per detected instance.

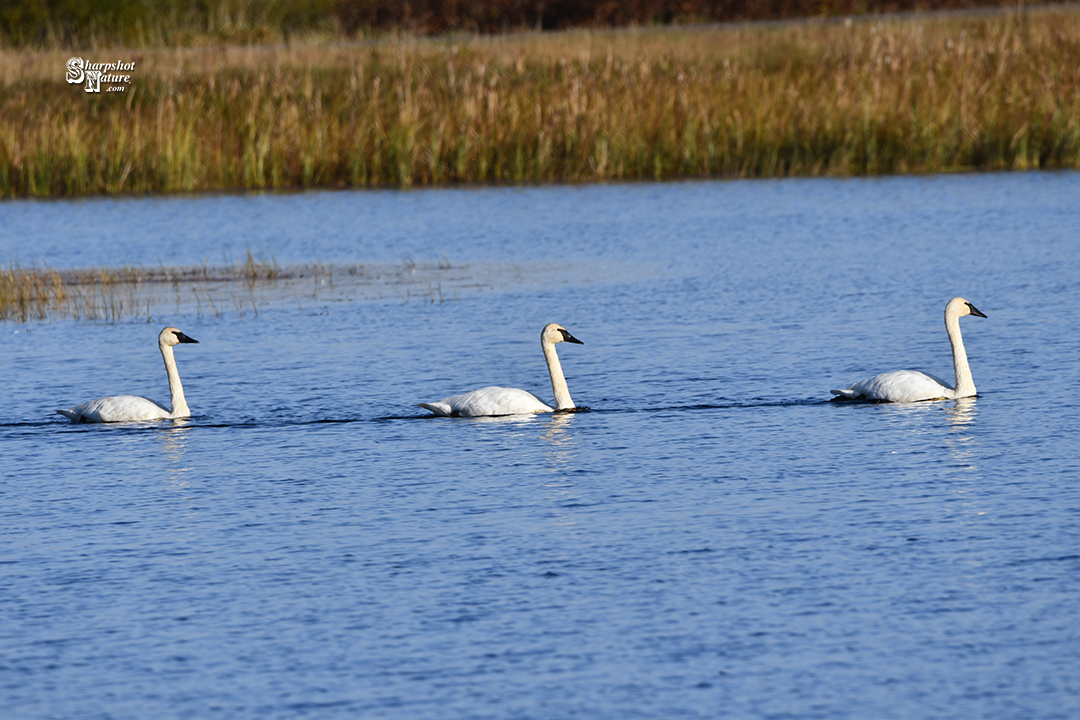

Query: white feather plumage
<box><xmin>57</xmin><ymin>326</ymin><xmax>199</xmax><ymax>423</ymax></box>
<box><xmin>420</xmin><ymin>323</ymin><xmax>584</xmax><ymax>417</ymax></box>
<box><xmin>831</xmin><ymin>297</ymin><xmax>986</xmax><ymax>403</ymax></box>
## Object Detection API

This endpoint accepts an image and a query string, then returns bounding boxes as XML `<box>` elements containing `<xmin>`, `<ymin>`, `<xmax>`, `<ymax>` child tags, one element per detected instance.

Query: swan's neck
<box><xmin>946</xmin><ymin>313</ymin><xmax>976</xmax><ymax>398</ymax></box>
<box><xmin>161</xmin><ymin>343</ymin><xmax>190</xmax><ymax>417</ymax></box>
<box><xmin>542</xmin><ymin>339</ymin><xmax>575</xmax><ymax>411</ymax></box>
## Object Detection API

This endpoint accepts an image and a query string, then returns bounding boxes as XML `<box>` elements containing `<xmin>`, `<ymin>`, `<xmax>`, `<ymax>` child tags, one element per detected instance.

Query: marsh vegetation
<box><xmin>0</xmin><ymin>249</ymin><xmax>595</xmax><ymax>322</ymax></box>
<box><xmin>1</xmin><ymin>253</ymin><xmax>473</xmax><ymax>322</ymax></box>
<box><xmin>2</xmin><ymin>6</ymin><xmax>1079</xmax><ymax>197</ymax></box>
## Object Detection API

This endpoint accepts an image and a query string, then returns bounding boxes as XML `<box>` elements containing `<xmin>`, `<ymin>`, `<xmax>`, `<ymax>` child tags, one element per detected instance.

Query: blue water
<box><xmin>2</xmin><ymin>173</ymin><xmax>1080</xmax><ymax>719</ymax></box>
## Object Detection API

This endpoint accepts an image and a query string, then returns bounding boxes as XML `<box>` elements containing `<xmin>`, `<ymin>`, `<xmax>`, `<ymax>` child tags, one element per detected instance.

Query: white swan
<box><xmin>830</xmin><ymin>297</ymin><xmax>987</xmax><ymax>403</ymax></box>
<box><xmin>419</xmin><ymin>323</ymin><xmax>584</xmax><ymax>417</ymax></box>
<box><xmin>57</xmin><ymin>327</ymin><xmax>199</xmax><ymax>423</ymax></box>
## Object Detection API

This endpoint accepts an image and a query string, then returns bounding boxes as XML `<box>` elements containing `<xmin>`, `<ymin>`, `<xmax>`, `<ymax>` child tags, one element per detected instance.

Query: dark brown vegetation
<box><xmin>0</xmin><ymin>0</ymin><xmax>1063</xmax><ymax>47</ymax></box>
<box><xmin>337</xmin><ymin>0</ymin><xmax>1044</xmax><ymax>35</ymax></box>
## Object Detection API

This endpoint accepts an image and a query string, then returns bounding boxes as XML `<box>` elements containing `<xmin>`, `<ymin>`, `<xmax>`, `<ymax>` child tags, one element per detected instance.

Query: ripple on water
<box><xmin>3</xmin><ymin>173</ymin><xmax>1080</xmax><ymax>720</ymax></box>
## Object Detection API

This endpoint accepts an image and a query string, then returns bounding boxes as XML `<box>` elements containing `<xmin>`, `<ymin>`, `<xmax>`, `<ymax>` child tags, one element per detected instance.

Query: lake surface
<box><xmin>2</xmin><ymin>173</ymin><xmax>1079</xmax><ymax>719</ymax></box>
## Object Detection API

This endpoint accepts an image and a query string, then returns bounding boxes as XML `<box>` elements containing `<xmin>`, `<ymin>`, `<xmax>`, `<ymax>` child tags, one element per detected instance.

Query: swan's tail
<box><xmin>56</xmin><ymin>408</ymin><xmax>82</xmax><ymax>422</ymax></box>
<box><xmin>418</xmin><ymin>402</ymin><xmax>453</xmax><ymax>417</ymax></box>
<box><xmin>829</xmin><ymin>388</ymin><xmax>859</xmax><ymax>402</ymax></box>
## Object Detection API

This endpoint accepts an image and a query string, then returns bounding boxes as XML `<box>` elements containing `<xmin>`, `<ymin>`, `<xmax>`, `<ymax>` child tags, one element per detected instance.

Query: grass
<box><xmin>2</xmin><ymin>6</ymin><xmax>1080</xmax><ymax>196</ymax></box>
<box><xmin>0</xmin><ymin>253</ymin><xmax>589</xmax><ymax>322</ymax></box>
<box><xmin>0</xmin><ymin>251</ymin><xmax>282</xmax><ymax>321</ymax></box>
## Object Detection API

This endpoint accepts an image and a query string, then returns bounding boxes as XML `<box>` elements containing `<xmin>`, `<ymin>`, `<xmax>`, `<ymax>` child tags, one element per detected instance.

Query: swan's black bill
<box><xmin>966</xmin><ymin>303</ymin><xmax>987</xmax><ymax>318</ymax></box>
<box><xmin>173</xmin><ymin>331</ymin><xmax>199</xmax><ymax>344</ymax></box>
<box><xmin>560</xmin><ymin>329</ymin><xmax>583</xmax><ymax>345</ymax></box>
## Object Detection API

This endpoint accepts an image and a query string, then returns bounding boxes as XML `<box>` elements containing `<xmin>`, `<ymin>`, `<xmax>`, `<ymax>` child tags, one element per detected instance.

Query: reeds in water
<box><xmin>0</xmin><ymin>253</ymin><xmax>566</xmax><ymax>322</ymax></box>
<box><xmin>2</xmin><ymin>7</ymin><xmax>1079</xmax><ymax>197</ymax></box>
<box><xmin>0</xmin><ymin>252</ymin><xmax>283</xmax><ymax>321</ymax></box>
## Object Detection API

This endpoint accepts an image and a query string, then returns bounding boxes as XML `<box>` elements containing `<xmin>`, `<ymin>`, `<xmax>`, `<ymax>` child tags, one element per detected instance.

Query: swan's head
<box><xmin>542</xmin><ymin>323</ymin><xmax>583</xmax><ymax>346</ymax></box>
<box><xmin>158</xmin><ymin>326</ymin><xmax>199</xmax><ymax>347</ymax></box>
<box><xmin>947</xmin><ymin>297</ymin><xmax>987</xmax><ymax>320</ymax></box>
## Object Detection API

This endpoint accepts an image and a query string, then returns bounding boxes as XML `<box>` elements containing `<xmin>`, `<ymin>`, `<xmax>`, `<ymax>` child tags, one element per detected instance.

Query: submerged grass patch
<box><xmin>2</xmin><ymin>7</ymin><xmax>1080</xmax><ymax>197</ymax></box>
<box><xmin>1</xmin><ymin>254</ymin><xmax>588</xmax><ymax>322</ymax></box>
<box><xmin>2</xmin><ymin>252</ymin><xmax>280</xmax><ymax>322</ymax></box>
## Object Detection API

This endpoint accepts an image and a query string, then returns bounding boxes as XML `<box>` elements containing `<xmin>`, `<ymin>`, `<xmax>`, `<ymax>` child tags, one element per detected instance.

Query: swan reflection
<box><xmin>539</xmin><ymin>413</ymin><xmax>582</xmax><ymax>530</ymax></box>
<box><xmin>945</xmin><ymin>397</ymin><xmax>979</xmax><ymax>474</ymax></box>
<box><xmin>540</xmin><ymin>412</ymin><xmax>577</xmax><ymax>469</ymax></box>
<box><xmin>155</xmin><ymin>420</ymin><xmax>193</xmax><ymax>490</ymax></box>
<box><xmin>947</xmin><ymin>396</ymin><xmax>977</xmax><ymax>428</ymax></box>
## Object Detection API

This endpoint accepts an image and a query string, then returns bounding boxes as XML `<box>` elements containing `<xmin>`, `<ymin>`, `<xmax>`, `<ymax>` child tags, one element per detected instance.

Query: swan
<box><xmin>419</xmin><ymin>323</ymin><xmax>584</xmax><ymax>417</ymax></box>
<box><xmin>830</xmin><ymin>297</ymin><xmax>987</xmax><ymax>403</ymax></box>
<box><xmin>57</xmin><ymin>326</ymin><xmax>199</xmax><ymax>423</ymax></box>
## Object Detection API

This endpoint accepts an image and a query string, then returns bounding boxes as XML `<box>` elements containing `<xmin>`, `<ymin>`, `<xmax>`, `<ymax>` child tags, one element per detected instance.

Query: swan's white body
<box><xmin>420</xmin><ymin>323</ymin><xmax>584</xmax><ymax>417</ymax></box>
<box><xmin>831</xmin><ymin>297</ymin><xmax>986</xmax><ymax>403</ymax></box>
<box><xmin>57</xmin><ymin>327</ymin><xmax>199</xmax><ymax>423</ymax></box>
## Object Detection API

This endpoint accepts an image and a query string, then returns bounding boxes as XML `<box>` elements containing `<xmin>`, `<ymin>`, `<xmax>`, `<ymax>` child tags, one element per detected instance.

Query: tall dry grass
<box><xmin>2</xmin><ymin>7</ymin><xmax>1079</xmax><ymax>196</ymax></box>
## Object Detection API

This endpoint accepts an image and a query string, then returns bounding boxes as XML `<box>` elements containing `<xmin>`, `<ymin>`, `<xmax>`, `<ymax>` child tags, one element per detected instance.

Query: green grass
<box><xmin>2</xmin><ymin>7</ymin><xmax>1079</xmax><ymax>197</ymax></box>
